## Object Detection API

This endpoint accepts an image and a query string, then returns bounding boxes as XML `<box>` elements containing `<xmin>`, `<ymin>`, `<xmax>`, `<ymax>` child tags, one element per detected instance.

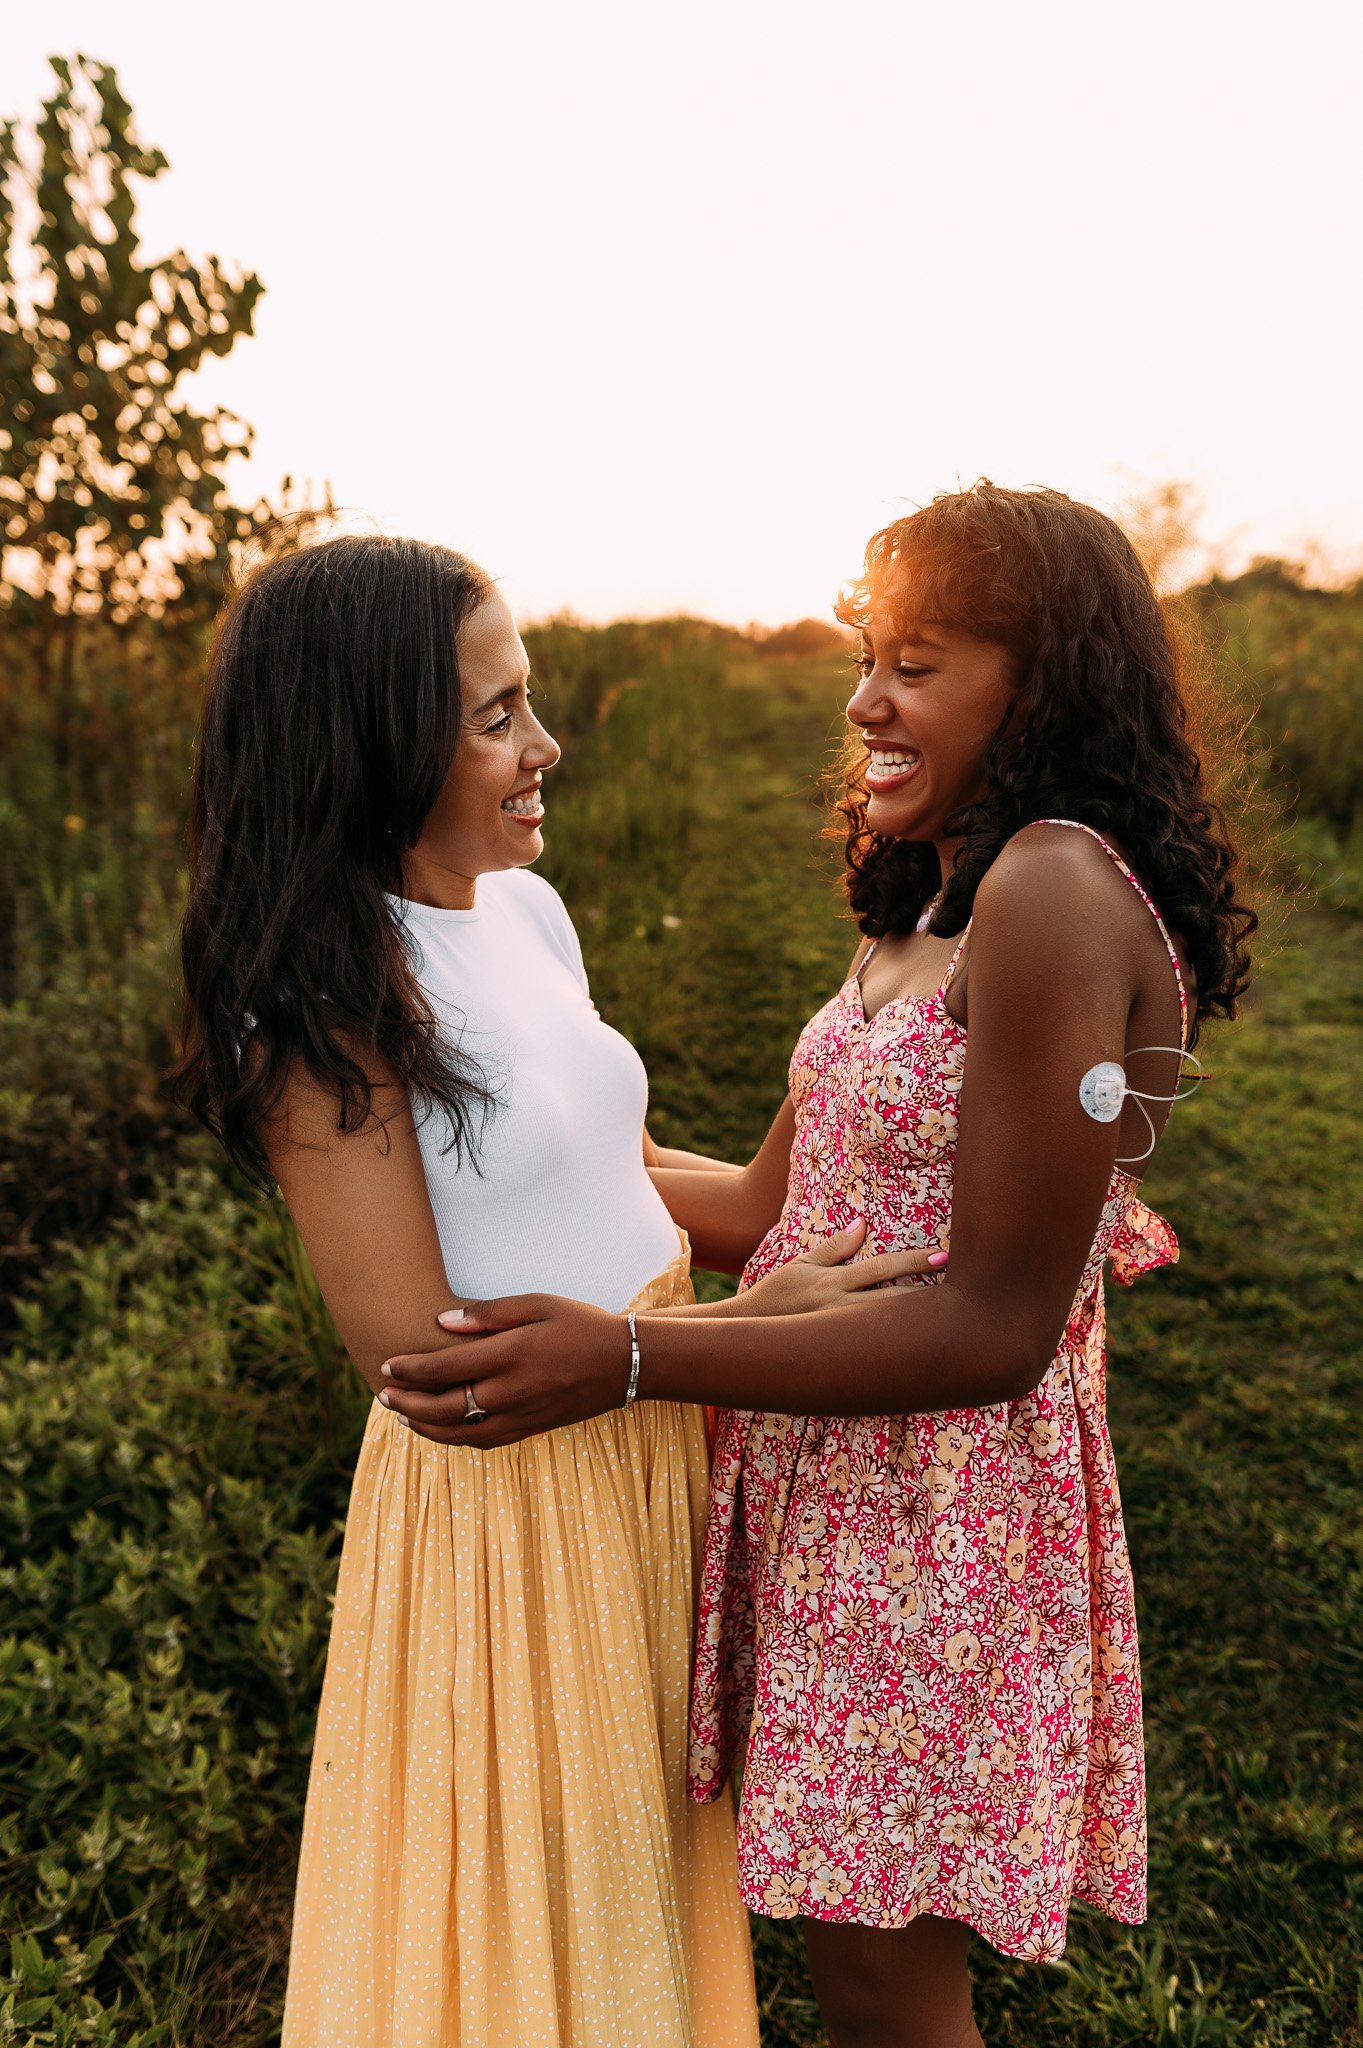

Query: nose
<box><xmin>524</xmin><ymin>710</ymin><xmax>561</xmax><ymax>773</ymax></box>
<box><xmin>846</xmin><ymin>666</ymin><xmax>890</xmax><ymax>729</ymax></box>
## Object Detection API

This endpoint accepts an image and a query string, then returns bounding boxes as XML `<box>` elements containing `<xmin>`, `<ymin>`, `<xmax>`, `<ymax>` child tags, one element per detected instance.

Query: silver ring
<box><xmin>464</xmin><ymin>1381</ymin><xmax>489</xmax><ymax>1421</ymax></box>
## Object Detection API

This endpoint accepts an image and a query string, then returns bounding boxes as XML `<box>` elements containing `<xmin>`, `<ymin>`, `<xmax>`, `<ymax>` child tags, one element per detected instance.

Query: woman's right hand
<box><xmin>684</xmin><ymin>1219</ymin><xmax>948</xmax><ymax>1320</ymax></box>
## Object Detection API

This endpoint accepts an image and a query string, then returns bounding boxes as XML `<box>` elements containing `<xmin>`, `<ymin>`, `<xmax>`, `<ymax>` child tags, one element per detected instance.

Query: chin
<box><xmin>865</xmin><ymin>792</ymin><xmax>929</xmax><ymax>841</ymax></box>
<box><xmin>506</xmin><ymin>829</ymin><xmax>545</xmax><ymax>864</ymax></box>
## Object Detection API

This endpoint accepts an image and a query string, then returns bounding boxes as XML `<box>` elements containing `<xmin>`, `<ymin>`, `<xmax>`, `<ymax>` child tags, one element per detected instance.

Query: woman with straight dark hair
<box><xmin>378</xmin><ymin>484</ymin><xmax>1256</xmax><ymax>2046</ymax></box>
<box><xmin>175</xmin><ymin>536</ymin><xmax>764</xmax><ymax>2048</ymax></box>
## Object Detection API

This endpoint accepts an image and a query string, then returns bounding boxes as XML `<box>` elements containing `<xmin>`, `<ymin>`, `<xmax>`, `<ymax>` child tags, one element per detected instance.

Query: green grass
<box><xmin>2</xmin><ymin>642</ymin><xmax>1360</xmax><ymax>2044</ymax></box>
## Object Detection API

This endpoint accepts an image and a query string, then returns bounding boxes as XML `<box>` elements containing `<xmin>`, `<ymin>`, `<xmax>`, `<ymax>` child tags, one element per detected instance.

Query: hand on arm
<box><xmin>381</xmin><ymin>830</ymin><xmax>1141</xmax><ymax>1442</ymax></box>
<box><xmin>663</xmin><ymin>1219</ymin><xmax>947</xmax><ymax>1317</ymax></box>
<box><xmin>379</xmin><ymin>1223</ymin><xmax>946</xmax><ymax>1443</ymax></box>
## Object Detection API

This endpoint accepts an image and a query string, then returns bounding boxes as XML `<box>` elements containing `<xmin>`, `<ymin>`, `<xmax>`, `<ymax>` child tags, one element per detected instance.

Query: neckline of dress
<box><xmin>843</xmin><ymin>973</ymin><xmax>967</xmax><ymax>1037</ymax></box>
<box><xmin>836</xmin><ymin>974</ymin><xmax>1147</xmax><ymax>1197</ymax></box>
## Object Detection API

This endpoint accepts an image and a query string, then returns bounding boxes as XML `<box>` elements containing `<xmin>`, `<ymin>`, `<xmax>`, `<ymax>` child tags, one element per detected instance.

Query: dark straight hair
<box><xmin>173</xmin><ymin>534</ymin><xmax>497</xmax><ymax>1189</ymax></box>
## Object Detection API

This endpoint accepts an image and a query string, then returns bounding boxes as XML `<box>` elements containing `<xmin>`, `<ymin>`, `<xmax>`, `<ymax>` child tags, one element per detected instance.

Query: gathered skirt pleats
<box><xmin>281</xmin><ymin>1255</ymin><xmax>757</xmax><ymax>2048</ymax></box>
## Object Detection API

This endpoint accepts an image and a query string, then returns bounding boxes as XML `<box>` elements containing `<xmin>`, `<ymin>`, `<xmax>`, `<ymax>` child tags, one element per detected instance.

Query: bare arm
<box><xmin>263</xmin><ymin>1057</ymin><xmax>461</xmax><ymax>1396</ymax></box>
<box><xmin>638</xmin><ymin>941</ymin><xmax>870</xmax><ymax>1265</ymax></box>
<box><xmin>647</xmin><ymin>1093</ymin><xmax>797</xmax><ymax>1271</ymax></box>
<box><xmin>642</xmin><ymin>1124</ymin><xmax>744</xmax><ymax>1174</ymax></box>
<box><xmin>652</xmin><ymin>1148</ymin><xmax>744</xmax><ymax>1172</ymax></box>
<box><xmin>380</xmin><ymin>830</ymin><xmax>1162</xmax><ymax>1440</ymax></box>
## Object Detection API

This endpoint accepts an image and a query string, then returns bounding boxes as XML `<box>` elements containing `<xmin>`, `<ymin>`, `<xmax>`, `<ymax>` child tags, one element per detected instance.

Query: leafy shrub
<box><xmin>1273</xmin><ymin>811</ymin><xmax>1363</xmax><ymax>916</ymax></box>
<box><xmin>0</xmin><ymin>1167</ymin><xmax>364</xmax><ymax>2043</ymax></box>
<box><xmin>1192</xmin><ymin>569</ymin><xmax>1363</xmax><ymax>835</ymax></box>
<box><xmin>0</xmin><ymin>836</ymin><xmax>187</xmax><ymax>1305</ymax></box>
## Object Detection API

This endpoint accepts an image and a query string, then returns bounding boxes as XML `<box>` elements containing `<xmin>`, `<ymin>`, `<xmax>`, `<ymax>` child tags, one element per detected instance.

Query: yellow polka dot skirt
<box><xmin>281</xmin><ymin>1247</ymin><xmax>759</xmax><ymax>2047</ymax></box>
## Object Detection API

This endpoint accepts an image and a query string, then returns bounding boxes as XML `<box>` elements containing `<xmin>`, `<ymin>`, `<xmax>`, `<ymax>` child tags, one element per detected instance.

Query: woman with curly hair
<box><xmin>381</xmin><ymin>482</ymin><xmax>1256</xmax><ymax>2045</ymax></box>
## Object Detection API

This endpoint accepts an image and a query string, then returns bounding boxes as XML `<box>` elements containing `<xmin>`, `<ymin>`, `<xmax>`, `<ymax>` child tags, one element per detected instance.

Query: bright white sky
<box><xmin>4</xmin><ymin>1</ymin><xmax>1361</xmax><ymax>623</ymax></box>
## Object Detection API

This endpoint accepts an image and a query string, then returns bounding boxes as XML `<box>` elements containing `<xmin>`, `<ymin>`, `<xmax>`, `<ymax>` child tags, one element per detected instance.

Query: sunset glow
<box><xmin>3</xmin><ymin>0</ymin><xmax>1360</xmax><ymax>622</ymax></box>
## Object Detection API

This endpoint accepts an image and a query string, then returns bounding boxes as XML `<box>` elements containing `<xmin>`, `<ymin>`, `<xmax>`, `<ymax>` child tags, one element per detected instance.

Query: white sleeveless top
<box><xmin>387</xmin><ymin>869</ymin><xmax>683</xmax><ymax>1313</ymax></box>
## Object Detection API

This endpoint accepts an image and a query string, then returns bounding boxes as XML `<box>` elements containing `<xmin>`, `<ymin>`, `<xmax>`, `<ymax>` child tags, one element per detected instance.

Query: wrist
<box><xmin>632</xmin><ymin>1305</ymin><xmax>830</xmax><ymax>1409</ymax></box>
<box><xmin>632</xmin><ymin>1308</ymin><xmax>712</xmax><ymax>1403</ymax></box>
<box><xmin>622</xmin><ymin>1310</ymin><xmax>642</xmax><ymax>1406</ymax></box>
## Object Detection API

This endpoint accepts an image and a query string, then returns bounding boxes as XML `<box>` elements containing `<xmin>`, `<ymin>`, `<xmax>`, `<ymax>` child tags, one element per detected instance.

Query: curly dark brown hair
<box><xmin>834</xmin><ymin>481</ymin><xmax>1255</xmax><ymax>1042</ymax></box>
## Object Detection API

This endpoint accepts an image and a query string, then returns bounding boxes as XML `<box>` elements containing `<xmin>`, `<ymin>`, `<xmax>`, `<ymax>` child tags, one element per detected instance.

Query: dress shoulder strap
<box><xmin>1036</xmin><ymin>818</ymin><xmax>1189</xmax><ymax>1049</ymax></box>
<box><xmin>936</xmin><ymin>920</ymin><xmax>972</xmax><ymax>1000</ymax></box>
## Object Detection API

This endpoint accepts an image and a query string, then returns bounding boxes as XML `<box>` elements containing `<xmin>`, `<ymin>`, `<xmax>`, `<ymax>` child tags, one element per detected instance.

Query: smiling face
<box><xmin>847</xmin><ymin>619</ymin><xmax>1016</xmax><ymax>854</ymax></box>
<box><xmin>402</xmin><ymin>589</ymin><xmax>561</xmax><ymax>909</ymax></box>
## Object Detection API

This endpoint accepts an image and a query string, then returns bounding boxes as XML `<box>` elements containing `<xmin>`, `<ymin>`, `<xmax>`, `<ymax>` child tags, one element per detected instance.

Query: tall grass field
<box><xmin>1</xmin><ymin>586</ymin><xmax>1361</xmax><ymax>2046</ymax></box>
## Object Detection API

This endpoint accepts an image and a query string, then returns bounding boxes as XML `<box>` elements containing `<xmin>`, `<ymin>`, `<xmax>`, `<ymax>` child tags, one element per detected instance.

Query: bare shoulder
<box><xmin>966</xmin><ymin>825</ymin><xmax>1159</xmax><ymax>1013</ymax></box>
<box><xmin>974</xmin><ymin>822</ymin><xmax>1140</xmax><ymax>944</ymax></box>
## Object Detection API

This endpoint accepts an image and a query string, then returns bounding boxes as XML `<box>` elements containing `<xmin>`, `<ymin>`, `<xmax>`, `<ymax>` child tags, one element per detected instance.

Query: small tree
<box><xmin>0</xmin><ymin>55</ymin><xmax>276</xmax><ymax>755</ymax></box>
<box><xmin>0</xmin><ymin>52</ymin><xmax>268</xmax><ymax>617</ymax></box>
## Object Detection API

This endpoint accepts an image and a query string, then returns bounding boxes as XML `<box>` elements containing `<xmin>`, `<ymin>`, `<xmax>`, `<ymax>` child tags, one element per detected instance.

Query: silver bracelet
<box><xmin>624</xmin><ymin>1311</ymin><xmax>642</xmax><ymax>1405</ymax></box>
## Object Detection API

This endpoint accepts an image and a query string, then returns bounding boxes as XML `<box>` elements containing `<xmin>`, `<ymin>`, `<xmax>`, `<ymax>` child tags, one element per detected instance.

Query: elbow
<box><xmin>985</xmin><ymin>1351</ymin><xmax>1051</xmax><ymax>1406</ymax></box>
<box><xmin>960</xmin><ymin>1305</ymin><xmax>1068</xmax><ymax>1407</ymax></box>
<box><xmin>958</xmin><ymin>1357</ymin><xmax>1030</xmax><ymax>1407</ymax></box>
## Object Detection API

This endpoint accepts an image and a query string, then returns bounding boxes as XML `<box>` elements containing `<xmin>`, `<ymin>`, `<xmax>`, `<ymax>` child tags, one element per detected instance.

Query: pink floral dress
<box><xmin>689</xmin><ymin>823</ymin><xmax>1186</xmax><ymax>1962</ymax></box>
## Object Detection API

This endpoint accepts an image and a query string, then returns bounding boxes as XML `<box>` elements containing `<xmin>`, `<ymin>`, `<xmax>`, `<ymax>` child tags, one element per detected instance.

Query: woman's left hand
<box><xmin>731</xmin><ymin>1219</ymin><xmax>946</xmax><ymax>1316</ymax></box>
<box><xmin>378</xmin><ymin>1294</ymin><xmax>630</xmax><ymax>1447</ymax></box>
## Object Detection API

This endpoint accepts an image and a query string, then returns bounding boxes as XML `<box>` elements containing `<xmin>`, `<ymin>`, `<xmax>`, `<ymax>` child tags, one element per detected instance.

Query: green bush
<box><xmin>1193</xmin><ymin>568</ymin><xmax>1363</xmax><ymax>836</ymax></box>
<box><xmin>1274</xmin><ymin>811</ymin><xmax>1363</xmax><ymax>915</ymax></box>
<box><xmin>0</xmin><ymin>1167</ymin><xmax>365</xmax><ymax>2043</ymax></box>
<box><xmin>0</xmin><ymin>836</ymin><xmax>186</xmax><ymax>1303</ymax></box>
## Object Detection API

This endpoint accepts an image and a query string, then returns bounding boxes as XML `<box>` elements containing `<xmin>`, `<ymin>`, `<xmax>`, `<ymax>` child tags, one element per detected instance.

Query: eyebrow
<box><xmin>860</xmin><ymin>626</ymin><xmax>947</xmax><ymax>653</ymax></box>
<box><xmin>470</xmin><ymin>675</ymin><xmax>529</xmax><ymax>717</ymax></box>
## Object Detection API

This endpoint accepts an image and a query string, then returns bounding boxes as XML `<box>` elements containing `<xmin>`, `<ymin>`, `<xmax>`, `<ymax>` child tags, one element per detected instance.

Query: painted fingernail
<box><xmin>437</xmin><ymin>1308</ymin><xmax>466</xmax><ymax>1328</ymax></box>
<box><xmin>377</xmin><ymin>1390</ymin><xmax>393</xmax><ymax>1408</ymax></box>
<box><xmin>928</xmin><ymin>1251</ymin><xmax>950</xmax><ymax>1269</ymax></box>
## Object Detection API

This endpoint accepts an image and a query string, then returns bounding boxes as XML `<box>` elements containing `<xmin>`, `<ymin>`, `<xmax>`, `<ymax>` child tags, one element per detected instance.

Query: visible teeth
<box><xmin>501</xmin><ymin>792</ymin><xmax>543</xmax><ymax>814</ymax></box>
<box><xmin>868</xmin><ymin>749</ymin><xmax>920</xmax><ymax>773</ymax></box>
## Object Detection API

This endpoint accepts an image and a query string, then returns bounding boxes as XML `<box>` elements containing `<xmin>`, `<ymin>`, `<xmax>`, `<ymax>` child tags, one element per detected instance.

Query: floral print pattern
<box><xmin>690</xmin><ymin>867</ymin><xmax>1184</xmax><ymax>1962</ymax></box>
